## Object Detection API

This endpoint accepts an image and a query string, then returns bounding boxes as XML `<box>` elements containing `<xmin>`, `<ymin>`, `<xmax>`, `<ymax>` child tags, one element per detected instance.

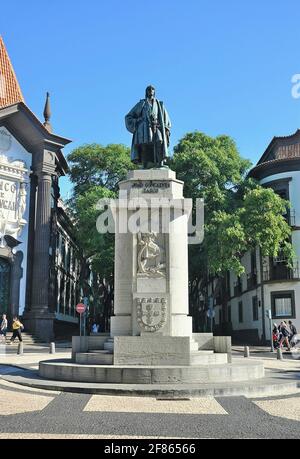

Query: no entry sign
<box><xmin>76</xmin><ymin>303</ymin><xmax>86</xmax><ymax>315</ymax></box>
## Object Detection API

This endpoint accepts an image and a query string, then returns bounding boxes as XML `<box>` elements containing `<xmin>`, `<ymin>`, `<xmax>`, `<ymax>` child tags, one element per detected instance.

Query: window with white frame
<box><xmin>271</xmin><ymin>291</ymin><xmax>295</xmax><ymax>319</ymax></box>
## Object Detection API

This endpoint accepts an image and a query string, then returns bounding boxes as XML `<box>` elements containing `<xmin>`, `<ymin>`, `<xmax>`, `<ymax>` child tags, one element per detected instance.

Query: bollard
<box><xmin>50</xmin><ymin>342</ymin><xmax>56</xmax><ymax>354</ymax></box>
<box><xmin>17</xmin><ymin>342</ymin><xmax>24</xmax><ymax>355</ymax></box>
<box><xmin>244</xmin><ymin>346</ymin><xmax>250</xmax><ymax>358</ymax></box>
<box><xmin>277</xmin><ymin>347</ymin><xmax>283</xmax><ymax>360</ymax></box>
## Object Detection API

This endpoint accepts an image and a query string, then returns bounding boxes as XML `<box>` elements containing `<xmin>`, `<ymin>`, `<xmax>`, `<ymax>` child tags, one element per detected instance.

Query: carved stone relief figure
<box><xmin>137</xmin><ymin>232</ymin><xmax>166</xmax><ymax>278</ymax></box>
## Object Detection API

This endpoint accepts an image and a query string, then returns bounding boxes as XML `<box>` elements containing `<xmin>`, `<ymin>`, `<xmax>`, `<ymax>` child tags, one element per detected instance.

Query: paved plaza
<box><xmin>0</xmin><ymin>376</ymin><xmax>299</xmax><ymax>439</ymax></box>
<box><xmin>0</xmin><ymin>346</ymin><xmax>299</xmax><ymax>439</ymax></box>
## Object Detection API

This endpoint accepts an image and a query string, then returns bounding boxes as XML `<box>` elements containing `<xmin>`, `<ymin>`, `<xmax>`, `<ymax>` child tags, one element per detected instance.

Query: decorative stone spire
<box><xmin>0</xmin><ymin>36</ymin><xmax>24</xmax><ymax>109</ymax></box>
<box><xmin>43</xmin><ymin>92</ymin><xmax>52</xmax><ymax>132</ymax></box>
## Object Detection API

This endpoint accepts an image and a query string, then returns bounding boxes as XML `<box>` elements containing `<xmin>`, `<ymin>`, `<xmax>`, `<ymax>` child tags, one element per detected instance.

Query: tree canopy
<box><xmin>67</xmin><ymin>143</ymin><xmax>133</xmax><ymax>327</ymax></box>
<box><xmin>67</xmin><ymin>133</ymin><xmax>293</xmax><ymax>330</ymax></box>
<box><xmin>169</xmin><ymin>131</ymin><xmax>293</xmax><ymax>277</ymax></box>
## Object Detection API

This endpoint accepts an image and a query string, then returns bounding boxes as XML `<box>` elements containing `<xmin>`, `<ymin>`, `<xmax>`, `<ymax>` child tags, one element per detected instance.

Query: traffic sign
<box><xmin>76</xmin><ymin>303</ymin><xmax>86</xmax><ymax>315</ymax></box>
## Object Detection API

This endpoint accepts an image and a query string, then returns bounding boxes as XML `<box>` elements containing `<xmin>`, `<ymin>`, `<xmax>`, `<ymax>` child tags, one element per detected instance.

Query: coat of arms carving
<box><xmin>136</xmin><ymin>297</ymin><xmax>167</xmax><ymax>332</ymax></box>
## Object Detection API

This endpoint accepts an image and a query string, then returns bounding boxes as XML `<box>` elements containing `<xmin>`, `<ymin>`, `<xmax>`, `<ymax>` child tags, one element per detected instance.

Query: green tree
<box><xmin>67</xmin><ymin>144</ymin><xmax>133</xmax><ymax>330</ymax></box>
<box><xmin>169</xmin><ymin>132</ymin><xmax>293</xmax><ymax>331</ymax></box>
<box><xmin>68</xmin><ymin>143</ymin><xmax>134</xmax><ymax>195</ymax></box>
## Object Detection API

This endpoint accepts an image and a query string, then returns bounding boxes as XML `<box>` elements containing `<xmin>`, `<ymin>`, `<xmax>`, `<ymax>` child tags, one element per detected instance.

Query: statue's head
<box><xmin>145</xmin><ymin>85</ymin><xmax>155</xmax><ymax>99</ymax></box>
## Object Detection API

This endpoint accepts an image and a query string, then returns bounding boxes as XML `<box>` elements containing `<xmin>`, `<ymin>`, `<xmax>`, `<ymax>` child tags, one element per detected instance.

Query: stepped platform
<box><xmin>4</xmin><ymin>332</ymin><xmax>47</xmax><ymax>346</ymax></box>
<box><xmin>38</xmin><ymin>333</ymin><xmax>265</xmax><ymax>391</ymax></box>
<box><xmin>39</xmin><ymin>358</ymin><xmax>264</xmax><ymax>384</ymax></box>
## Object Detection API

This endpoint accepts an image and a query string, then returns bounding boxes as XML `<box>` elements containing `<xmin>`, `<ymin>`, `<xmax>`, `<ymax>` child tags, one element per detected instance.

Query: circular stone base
<box><xmin>39</xmin><ymin>359</ymin><xmax>264</xmax><ymax>385</ymax></box>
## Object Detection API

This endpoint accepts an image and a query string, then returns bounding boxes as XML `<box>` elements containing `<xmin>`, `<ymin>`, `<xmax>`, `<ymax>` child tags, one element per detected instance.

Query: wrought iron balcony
<box><xmin>289</xmin><ymin>209</ymin><xmax>296</xmax><ymax>227</ymax></box>
<box><xmin>234</xmin><ymin>280</ymin><xmax>243</xmax><ymax>297</ymax></box>
<box><xmin>247</xmin><ymin>272</ymin><xmax>258</xmax><ymax>290</ymax></box>
<box><xmin>263</xmin><ymin>260</ymin><xmax>300</xmax><ymax>282</ymax></box>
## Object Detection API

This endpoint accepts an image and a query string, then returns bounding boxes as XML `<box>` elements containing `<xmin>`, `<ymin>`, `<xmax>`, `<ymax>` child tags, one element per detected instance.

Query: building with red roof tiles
<box><xmin>0</xmin><ymin>37</ymin><xmax>83</xmax><ymax>341</ymax></box>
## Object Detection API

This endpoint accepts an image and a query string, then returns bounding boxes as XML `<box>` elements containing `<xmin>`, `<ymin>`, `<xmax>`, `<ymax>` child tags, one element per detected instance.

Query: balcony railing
<box><xmin>263</xmin><ymin>260</ymin><xmax>300</xmax><ymax>282</ymax></box>
<box><xmin>289</xmin><ymin>209</ymin><xmax>296</xmax><ymax>227</ymax></box>
<box><xmin>234</xmin><ymin>281</ymin><xmax>242</xmax><ymax>297</ymax></box>
<box><xmin>247</xmin><ymin>272</ymin><xmax>258</xmax><ymax>290</ymax></box>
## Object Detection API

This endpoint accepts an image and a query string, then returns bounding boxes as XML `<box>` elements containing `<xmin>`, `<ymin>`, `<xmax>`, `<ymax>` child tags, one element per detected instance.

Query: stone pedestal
<box><xmin>39</xmin><ymin>170</ymin><xmax>265</xmax><ymax>390</ymax></box>
<box><xmin>111</xmin><ymin>169</ymin><xmax>193</xmax><ymax>358</ymax></box>
<box><xmin>23</xmin><ymin>312</ymin><xmax>55</xmax><ymax>342</ymax></box>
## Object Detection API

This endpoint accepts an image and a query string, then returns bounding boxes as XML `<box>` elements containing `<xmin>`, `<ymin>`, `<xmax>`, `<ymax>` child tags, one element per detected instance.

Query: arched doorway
<box><xmin>0</xmin><ymin>258</ymin><xmax>11</xmax><ymax>315</ymax></box>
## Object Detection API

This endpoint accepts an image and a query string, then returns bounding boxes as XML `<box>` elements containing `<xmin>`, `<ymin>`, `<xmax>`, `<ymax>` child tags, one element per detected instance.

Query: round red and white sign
<box><xmin>76</xmin><ymin>303</ymin><xmax>86</xmax><ymax>315</ymax></box>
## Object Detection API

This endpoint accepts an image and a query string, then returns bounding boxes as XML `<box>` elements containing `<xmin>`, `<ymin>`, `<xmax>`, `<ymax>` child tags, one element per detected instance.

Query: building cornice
<box><xmin>249</xmin><ymin>157</ymin><xmax>300</xmax><ymax>180</ymax></box>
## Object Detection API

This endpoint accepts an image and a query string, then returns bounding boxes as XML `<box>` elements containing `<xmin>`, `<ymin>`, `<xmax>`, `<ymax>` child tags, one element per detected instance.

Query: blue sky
<box><xmin>2</xmin><ymin>0</ymin><xmax>300</xmax><ymax>197</ymax></box>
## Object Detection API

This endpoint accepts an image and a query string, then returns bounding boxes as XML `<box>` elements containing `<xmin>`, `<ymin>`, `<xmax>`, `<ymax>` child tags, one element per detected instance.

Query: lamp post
<box><xmin>266</xmin><ymin>309</ymin><xmax>274</xmax><ymax>352</ymax></box>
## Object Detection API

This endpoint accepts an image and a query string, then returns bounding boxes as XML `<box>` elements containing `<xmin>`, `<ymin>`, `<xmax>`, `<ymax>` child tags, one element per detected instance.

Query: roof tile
<box><xmin>0</xmin><ymin>36</ymin><xmax>24</xmax><ymax>109</ymax></box>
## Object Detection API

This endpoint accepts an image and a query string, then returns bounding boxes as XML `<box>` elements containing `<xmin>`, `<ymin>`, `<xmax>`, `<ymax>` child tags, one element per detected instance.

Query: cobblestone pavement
<box><xmin>0</xmin><ymin>347</ymin><xmax>299</xmax><ymax>439</ymax></box>
<box><xmin>0</xmin><ymin>377</ymin><xmax>299</xmax><ymax>439</ymax></box>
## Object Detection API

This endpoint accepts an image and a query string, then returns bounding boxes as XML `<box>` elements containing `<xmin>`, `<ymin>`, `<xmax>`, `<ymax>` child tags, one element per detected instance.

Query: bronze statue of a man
<box><xmin>125</xmin><ymin>86</ymin><xmax>171</xmax><ymax>169</ymax></box>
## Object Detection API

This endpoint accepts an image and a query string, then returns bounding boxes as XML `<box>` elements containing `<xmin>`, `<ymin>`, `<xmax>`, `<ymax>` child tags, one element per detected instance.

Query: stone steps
<box><xmin>194</xmin><ymin>350</ymin><xmax>214</xmax><ymax>355</ymax></box>
<box><xmin>101</xmin><ymin>338</ymin><xmax>201</xmax><ymax>353</ymax></box>
<box><xmin>5</xmin><ymin>332</ymin><xmax>46</xmax><ymax>345</ymax></box>
<box><xmin>40</xmin><ymin>359</ymin><xmax>265</xmax><ymax>384</ymax></box>
<box><xmin>76</xmin><ymin>351</ymin><xmax>114</xmax><ymax>365</ymax></box>
<box><xmin>104</xmin><ymin>338</ymin><xmax>114</xmax><ymax>352</ymax></box>
<box><xmin>75</xmin><ymin>349</ymin><xmax>227</xmax><ymax>366</ymax></box>
<box><xmin>190</xmin><ymin>339</ymin><xmax>199</xmax><ymax>352</ymax></box>
<box><xmin>190</xmin><ymin>352</ymin><xmax>228</xmax><ymax>366</ymax></box>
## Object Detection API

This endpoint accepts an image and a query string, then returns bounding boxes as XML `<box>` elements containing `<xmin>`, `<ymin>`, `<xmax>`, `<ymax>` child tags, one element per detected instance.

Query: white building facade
<box><xmin>213</xmin><ymin>130</ymin><xmax>300</xmax><ymax>344</ymax></box>
<box><xmin>0</xmin><ymin>37</ymin><xmax>86</xmax><ymax>341</ymax></box>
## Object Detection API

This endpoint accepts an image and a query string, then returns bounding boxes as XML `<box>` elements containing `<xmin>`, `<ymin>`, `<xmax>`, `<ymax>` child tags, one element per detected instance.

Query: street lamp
<box><xmin>266</xmin><ymin>309</ymin><xmax>274</xmax><ymax>352</ymax></box>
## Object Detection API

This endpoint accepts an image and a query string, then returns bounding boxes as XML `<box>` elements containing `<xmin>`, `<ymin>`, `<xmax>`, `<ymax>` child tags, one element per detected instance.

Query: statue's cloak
<box><xmin>125</xmin><ymin>99</ymin><xmax>171</xmax><ymax>162</ymax></box>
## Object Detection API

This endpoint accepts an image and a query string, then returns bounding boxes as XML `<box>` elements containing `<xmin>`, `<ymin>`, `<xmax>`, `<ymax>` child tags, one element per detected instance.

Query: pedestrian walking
<box><xmin>8</xmin><ymin>316</ymin><xmax>24</xmax><ymax>344</ymax></box>
<box><xmin>273</xmin><ymin>323</ymin><xmax>280</xmax><ymax>349</ymax></box>
<box><xmin>91</xmin><ymin>322</ymin><xmax>98</xmax><ymax>334</ymax></box>
<box><xmin>288</xmin><ymin>320</ymin><xmax>298</xmax><ymax>347</ymax></box>
<box><xmin>0</xmin><ymin>314</ymin><xmax>8</xmax><ymax>343</ymax></box>
<box><xmin>279</xmin><ymin>321</ymin><xmax>291</xmax><ymax>351</ymax></box>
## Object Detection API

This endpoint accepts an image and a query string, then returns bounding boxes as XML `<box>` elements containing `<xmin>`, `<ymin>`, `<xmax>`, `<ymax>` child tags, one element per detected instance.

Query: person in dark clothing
<box><xmin>288</xmin><ymin>320</ymin><xmax>298</xmax><ymax>347</ymax></box>
<box><xmin>279</xmin><ymin>321</ymin><xmax>291</xmax><ymax>351</ymax></box>
<box><xmin>8</xmin><ymin>316</ymin><xmax>23</xmax><ymax>344</ymax></box>
<box><xmin>289</xmin><ymin>320</ymin><xmax>297</xmax><ymax>336</ymax></box>
<box><xmin>273</xmin><ymin>323</ymin><xmax>280</xmax><ymax>349</ymax></box>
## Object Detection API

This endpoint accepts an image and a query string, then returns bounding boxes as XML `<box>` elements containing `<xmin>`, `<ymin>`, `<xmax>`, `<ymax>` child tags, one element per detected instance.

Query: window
<box><xmin>227</xmin><ymin>305</ymin><xmax>231</xmax><ymax>323</ymax></box>
<box><xmin>61</xmin><ymin>238</ymin><xmax>66</xmax><ymax>268</ymax></box>
<box><xmin>238</xmin><ymin>301</ymin><xmax>243</xmax><ymax>323</ymax></box>
<box><xmin>251</xmin><ymin>250</ymin><xmax>257</xmax><ymax>274</ymax></box>
<box><xmin>252</xmin><ymin>296</ymin><xmax>258</xmax><ymax>321</ymax></box>
<box><xmin>66</xmin><ymin>246</ymin><xmax>71</xmax><ymax>272</ymax></box>
<box><xmin>65</xmin><ymin>279</ymin><xmax>71</xmax><ymax>315</ymax></box>
<box><xmin>271</xmin><ymin>291</ymin><xmax>295</xmax><ymax>319</ymax></box>
<box><xmin>59</xmin><ymin>276</ymin><xmax>65</xmax><ymax>315</ymax></box>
